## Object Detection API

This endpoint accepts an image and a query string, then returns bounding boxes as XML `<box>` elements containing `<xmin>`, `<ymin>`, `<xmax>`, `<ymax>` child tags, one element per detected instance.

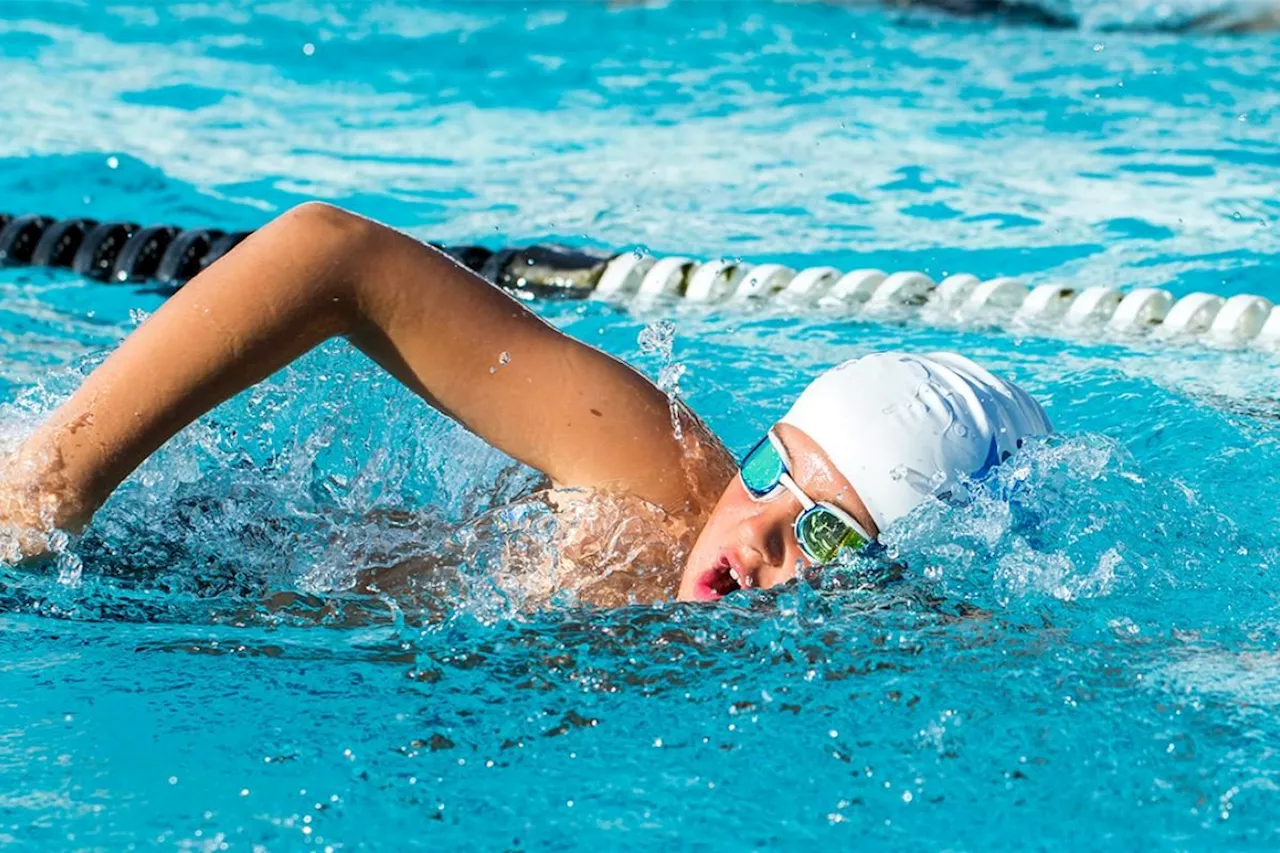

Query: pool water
<box><xmin>3</xmin><ymin>1</ymin><xmax>1280</xmax><ymax>849</ymax></box>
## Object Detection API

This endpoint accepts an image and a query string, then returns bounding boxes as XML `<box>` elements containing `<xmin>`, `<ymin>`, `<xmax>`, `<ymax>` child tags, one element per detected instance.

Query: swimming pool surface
<box><xmin>3</xmin><ymin>1</ymin><xmax>1280</xmax><ymax>849</ymax></box>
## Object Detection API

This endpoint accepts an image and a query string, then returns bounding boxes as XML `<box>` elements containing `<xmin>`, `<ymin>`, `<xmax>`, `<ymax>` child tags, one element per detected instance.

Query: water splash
<box><xmin>875</xmin><ymin>431</ymin><xmax>1274</xmax><ymax>625</ymax></box>
<box><xmin>638</xmin><ymin>319</ymin><xmax>688</xmax><ymax>440</ymax></box>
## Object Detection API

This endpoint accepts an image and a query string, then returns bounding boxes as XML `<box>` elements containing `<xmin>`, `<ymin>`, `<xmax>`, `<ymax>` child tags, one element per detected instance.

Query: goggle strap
<box><xmin>777</xmin><ymin>471</ymin><xmax>816</xmax><ymax>511</ymax></box>
<box><xmin>767</xmin><ymin>430</ymin><xmax>792</xmax><ymax>468</ymax></box>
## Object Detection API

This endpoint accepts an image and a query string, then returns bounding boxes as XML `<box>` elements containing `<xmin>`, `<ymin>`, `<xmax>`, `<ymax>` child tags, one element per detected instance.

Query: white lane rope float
<box><xmin>1</xmin><ymin>210</ymin><xmax>1276</xmax><ymax>351</ymax></box>
<box><xmin>597</xmin><ymin>249</ymin><xmax>1280</xmax><ymax>350</ymax></box>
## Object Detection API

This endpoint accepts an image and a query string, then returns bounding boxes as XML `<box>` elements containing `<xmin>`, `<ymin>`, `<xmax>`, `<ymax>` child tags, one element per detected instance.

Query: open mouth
<box><xmin>694</xmin><ymin>556</ymin><xmax>749</xmax><ymax>602</ymax></box>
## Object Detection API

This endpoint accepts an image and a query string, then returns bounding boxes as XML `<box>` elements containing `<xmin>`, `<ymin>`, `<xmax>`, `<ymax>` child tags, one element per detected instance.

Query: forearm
<box><xmin>8</xmin><ymin>203</ymin><xmax>366</xmax><ymax>530</ymax></box>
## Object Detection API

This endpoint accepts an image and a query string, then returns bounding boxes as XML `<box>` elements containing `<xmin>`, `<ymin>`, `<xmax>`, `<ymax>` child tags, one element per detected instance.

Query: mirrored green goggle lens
<box><xmin>739</xmin><ymin>436</ymin><xmax>785</xmax><ymax>497</ymax></box>
<box><xmin>796</xmin><ymin>507</ymin><xmax>867</xmax><ymax>564</ymax></box>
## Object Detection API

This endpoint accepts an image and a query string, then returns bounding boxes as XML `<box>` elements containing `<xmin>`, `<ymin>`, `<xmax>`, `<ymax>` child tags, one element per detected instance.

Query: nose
<box><xmin>738</xmin><ymin>505</ymin><xmax>791</xmax><ymax>576</ymax></box>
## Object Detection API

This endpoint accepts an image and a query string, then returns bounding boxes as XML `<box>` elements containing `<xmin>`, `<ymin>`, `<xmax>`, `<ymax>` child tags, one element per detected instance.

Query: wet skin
<box><xmin>677</xmin><ymin>422</ymin><xmax>880</xmax><ymax>603</ymax></box>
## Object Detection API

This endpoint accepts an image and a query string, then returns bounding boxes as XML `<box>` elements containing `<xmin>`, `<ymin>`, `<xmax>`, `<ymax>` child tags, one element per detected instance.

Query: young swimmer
<box><xmin>0</xmin><ymin>204</ymin><xmax>1052</xmax><ymax>604</ymax></box>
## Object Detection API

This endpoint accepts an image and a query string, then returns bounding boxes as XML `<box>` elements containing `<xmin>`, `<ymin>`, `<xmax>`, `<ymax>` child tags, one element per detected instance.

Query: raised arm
<box><xmin>0</xmin><ymin>203</ymin><xmax>731</xmax><ymax>545</ymax></box>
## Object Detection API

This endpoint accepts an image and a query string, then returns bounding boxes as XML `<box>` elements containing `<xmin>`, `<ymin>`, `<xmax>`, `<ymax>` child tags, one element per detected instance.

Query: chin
<box><xmin>676</xmin><ymin>556</ymin><xmax>703</xmax><ymax>602</ymax></box>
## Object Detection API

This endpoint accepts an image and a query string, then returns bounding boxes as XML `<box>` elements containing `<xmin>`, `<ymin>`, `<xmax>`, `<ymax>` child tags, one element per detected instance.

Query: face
<box><xmin>677</xmin><ymin>422</ymin><xmax>880</xmax><ymax>602</ymax></box>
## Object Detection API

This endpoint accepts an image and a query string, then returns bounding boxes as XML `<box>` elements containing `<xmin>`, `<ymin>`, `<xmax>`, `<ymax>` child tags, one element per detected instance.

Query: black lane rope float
<box><xmin>0</xmin><ymin>211</ymin><xmax>612</xmax><ymax>299</ymax></box>
<box><xmin>3</xmin><ymin>209</ymin><xmax>1280</xmax><ymax>349</ymax></box>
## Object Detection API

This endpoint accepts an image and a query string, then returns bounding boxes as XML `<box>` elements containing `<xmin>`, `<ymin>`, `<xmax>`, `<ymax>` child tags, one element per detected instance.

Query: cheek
<box><xmin>685</xmin><ymin>489</ymin><xmax>734</xmax><ymax>559</ymax></box>
<box><xmin>696</xmin><ymin>494</ymin><xmax>746</xmax><ymax>550</ymax></box>
<box><xmin>688</xmin><ymin>485</ymin><xmax>761</xmax><ymax>561</ymax></box>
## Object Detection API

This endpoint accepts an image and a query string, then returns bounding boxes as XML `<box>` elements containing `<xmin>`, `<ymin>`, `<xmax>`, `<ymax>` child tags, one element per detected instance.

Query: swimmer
<box><xmin>0</xmin><ymin>203</ymin><xmax>1051</xmax><ymax>604</ymax></box>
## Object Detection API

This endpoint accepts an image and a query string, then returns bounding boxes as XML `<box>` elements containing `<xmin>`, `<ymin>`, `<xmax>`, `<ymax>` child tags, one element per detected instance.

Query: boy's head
<box><xmin>678</xmin><ymin>351</ymin><xmax>1052</xmax><ymax>602</ymax></box>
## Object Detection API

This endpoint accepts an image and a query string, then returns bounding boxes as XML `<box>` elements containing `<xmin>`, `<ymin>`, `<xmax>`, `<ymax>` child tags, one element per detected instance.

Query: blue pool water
<box><xmin>3</xmin><ymin>1</ymin><xmax>1280</xmax><ymax>849</ymax></box>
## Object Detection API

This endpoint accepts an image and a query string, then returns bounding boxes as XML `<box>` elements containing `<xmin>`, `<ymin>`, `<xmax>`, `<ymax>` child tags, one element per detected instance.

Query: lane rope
<box><xmin>2</xmin><ymin>210</ymin><xmax>1277</xmax><ymax>350</ymax></box>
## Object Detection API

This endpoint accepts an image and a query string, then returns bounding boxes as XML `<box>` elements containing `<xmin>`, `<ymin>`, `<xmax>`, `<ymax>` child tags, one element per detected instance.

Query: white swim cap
<box><xmin>779</xmin><ymin>351</ymin><xmax>1052</xmax><ymax>534</ymax></box>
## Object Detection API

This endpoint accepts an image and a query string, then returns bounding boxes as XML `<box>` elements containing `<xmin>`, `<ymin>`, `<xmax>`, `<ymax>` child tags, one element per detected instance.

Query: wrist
<box><xmin>1</xmin><ymin>439</ymin><xmax>96</xmax><ymax>535</ymax></box>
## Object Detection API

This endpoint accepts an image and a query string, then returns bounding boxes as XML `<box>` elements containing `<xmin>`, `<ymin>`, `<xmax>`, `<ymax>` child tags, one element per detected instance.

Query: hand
<box><xmin>0</xmin><ymin>447</ymin><xmax>86</xmax><ymax>565</ymax></box>
<box><xmin>0</xmin><ymin>489</ymin><xmax>55</xmax><ymax>564</ymax></box>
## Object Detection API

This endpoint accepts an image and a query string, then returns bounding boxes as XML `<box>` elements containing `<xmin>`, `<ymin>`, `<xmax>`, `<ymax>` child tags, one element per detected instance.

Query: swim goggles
<box><xmin>739</xmin><ymin>430</ymin><xmax>875</xmax><ymax>565</ymax></box>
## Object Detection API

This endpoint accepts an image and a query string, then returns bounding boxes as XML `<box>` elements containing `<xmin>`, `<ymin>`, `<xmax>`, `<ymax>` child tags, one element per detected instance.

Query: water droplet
<box><xmin>498</xmin><ymin>351</ymin><xmax>511</xmax><ymax>366</ymax></box>
<box><xmin>890</xmin><ymin>465</ymin><xmax>944</xmax><ymax>494</ymax></box>
<box><xmin>638</xmin><ymin>320</ymin><xmax>676</xmax><ymax>357</ymax></box>
<box><xmin>302</xmin><ymin>42</ymin><xmax>316</xmax><ymax>56</ymax></box>
<box><xmin>106</xmin><ymin>156</ymin><xmax>119</xmax><ymax>169</ymax></box>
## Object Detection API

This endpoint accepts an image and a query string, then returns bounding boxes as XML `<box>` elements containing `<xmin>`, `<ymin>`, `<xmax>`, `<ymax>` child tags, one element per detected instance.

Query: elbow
<box><xmin>278</xmin><ymin>202</ymin><xmax>380</xmax><ymax>256</ymax></box>
<box><xmin>281</xmin><ymin>200</ymin><xmax>370</xmax><ymax>233</ymax></box>
<box><xmin>270</xmin><ymin>202</ymin><xmax>383</xmax><ymax>333</ymax></box>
